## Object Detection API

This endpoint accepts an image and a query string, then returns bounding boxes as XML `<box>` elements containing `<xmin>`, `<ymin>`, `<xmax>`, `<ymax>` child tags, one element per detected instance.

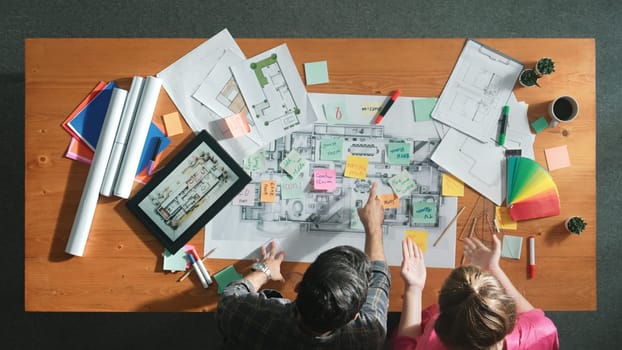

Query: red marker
<box><xmin>528</xmin><ymin>236</ymin><xmax>536</xmax><ymax>279</ymax></box>
<box><xmin>374</xmin><ymin>89</ymin><xmax>401</xmax><ymax>124</ymax></box>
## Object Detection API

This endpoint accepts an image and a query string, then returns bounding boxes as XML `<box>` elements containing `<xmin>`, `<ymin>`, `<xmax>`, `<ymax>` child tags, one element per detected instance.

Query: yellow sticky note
<box><xmin>405</xmin><ymin>230</ymin><xmax>428</xmax><ymax>253</ymax></box>
<box><xmin>344</xmin><ymin>155</ymin><xmax>369</xmax><ymax>179</ymax></box>
<box><xmin>496</xmin><ymin>206</ymin><xmax>517</xmax><ymax>230</ymax></box>
<box><xmin>378</xmin><ymin>193</ymin><xmax>400</xmax><ymax>208</ymax></box>
<box><xmin>162</xmin><ymin>112</ymin><xmax>184</xmax><ymax>136</ymax></box>
<box><xmin>442</xmin><ymin>173</ymin><xmax>464</xmax><ymax>197</ymax></box>
<box><xmin>260</xmin><ymin>180</ymin><xmax>277</xmax><ymax>203</ymax></box>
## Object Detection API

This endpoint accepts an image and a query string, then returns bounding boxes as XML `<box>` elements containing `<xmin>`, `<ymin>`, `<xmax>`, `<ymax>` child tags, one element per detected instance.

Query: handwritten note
<box><xmin>442</xmin><ymin>173</ymin><xmax>464</xmax><ymax>197</ymax></box>
<box><xmin>386</xmin><ymin>142</ymin><xmax>411</xmax><ymax>165</ymax></box>
<box><xmin>495</xmin><ymin>206</ymin><xmax>517</xmax><ymax>230</ymax></box>
<box><xmin>412</xmin><ymin>200</ymin><xmax>437</xmax><ymax>224</ymax></box>
<box><xmin>323</xmin><ymin>102</ymin><xmax>348</xmax><ymax>124</ymax></box>
<box><xmin>223</xmin><ymin>112</ymin><xmax>251</xmax><ymax>138</ymax></box>
<box><xmin>404</xmin><ymin>230</ymin><xmax>428</xmax><ymax>253</ymax></box>
<box><xmin>344</xmin><ymin>155</ymin><xmax>369</xmax><ymax>179</ymax></box>
<box><xmin>378</xmin><ymin>193</ymin><xmax>400</xmax><ymax>208</ymax></box>
<box><xmin>320</xmin><ymin>138</ymin><xmax>344</xmax><ymax>161</ymax></box>
<box><xmin>232</xmin><ymin>184</ymin><xmax>256</xmax><ymax>206</ymax></box>
<box><xmin>361</xmin><ymin>101</ymin><xmax>382</xmax><ymax>117</ymax></box>
<box><xmin>280</xmin><ymin>150</ymin><xmax>308</xmax><ymax>177</ymax></box>
<box><xmin>313</xmin><ymin>168</ymin><xmax>337</xmax><ymax>191</ymax></box>
<box><xmin>244</xmin><ymin>151</ymin><xmax>266</xmax><ymax>173</ymax></box>
<box><xmin>388</xmin><ymin>170</ymin><xmax>417</xmax><ymax>198</ymax></box>
<box><xmin>260</xmin><ymin>180</ymin><xmax>277</xmax><ymax>203</ymax></box>
<box><xmin>280</xmin><ymin>175</ymin><xmax>306</xmax><ymax>199</ymax></box>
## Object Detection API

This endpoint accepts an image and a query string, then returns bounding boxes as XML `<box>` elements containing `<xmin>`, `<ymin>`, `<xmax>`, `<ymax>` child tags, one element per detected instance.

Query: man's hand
<box><xmin>260</xmin><ymin>241</ymin><xmax>285</xmax><ymax>281</ymax></box>
<box><xmin>400</xmin><ymin>238</ymin><xmax>426</xmax><ymax>292</ymax></box>
<box><xmin>357</xmin><ymin>182</ymin><xmax>384</xmax><ymax>236</ymax></box>
<box><xmin>463</xmin><ymin>234</ymin><xmax>501</xmax><ymax>272</ymax></box>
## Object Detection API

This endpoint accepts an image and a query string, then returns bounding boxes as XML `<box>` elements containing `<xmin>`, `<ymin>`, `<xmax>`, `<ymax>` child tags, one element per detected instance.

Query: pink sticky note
<box><xmin>223</xmin><ymin>112</ymin><xmax>251</xmax><ymax>138</ymax></box>
<box><xmin>544</xmin><ymin>145</ymin><xmax>571</xmax><ymax>171</ymax></box>
<box><xmin>313</xmin><ymin>168</ymin><xmax>336</xmax><ymax>191</ymax></box>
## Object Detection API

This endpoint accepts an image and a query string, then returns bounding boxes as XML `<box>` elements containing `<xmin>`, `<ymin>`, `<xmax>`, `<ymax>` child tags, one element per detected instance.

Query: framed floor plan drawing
<box><xmin>127</xmin><ymin>130</ymin><xmax>251</xmax><ymax>253</ymax></box>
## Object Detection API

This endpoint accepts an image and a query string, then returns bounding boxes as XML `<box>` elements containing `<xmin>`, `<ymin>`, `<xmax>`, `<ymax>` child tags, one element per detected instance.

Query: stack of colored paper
<box><xmin>506</xmin><ymin>156</ymin><xmax>560</xmax><ymax>221</ymax></box>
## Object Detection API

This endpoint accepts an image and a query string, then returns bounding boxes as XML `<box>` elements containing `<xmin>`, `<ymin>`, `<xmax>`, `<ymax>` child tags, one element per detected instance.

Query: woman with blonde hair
<box><xmin>391</xmin><ymin>234</ymin><xmax>559</xmax><ymax>350</ymax></box>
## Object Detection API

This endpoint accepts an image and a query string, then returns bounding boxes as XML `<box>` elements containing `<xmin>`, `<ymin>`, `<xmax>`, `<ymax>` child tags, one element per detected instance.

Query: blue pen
<box><xmin>187</xmin><ymin>252</ymin><xmax>209</xmax><ymax>288</ymax></box>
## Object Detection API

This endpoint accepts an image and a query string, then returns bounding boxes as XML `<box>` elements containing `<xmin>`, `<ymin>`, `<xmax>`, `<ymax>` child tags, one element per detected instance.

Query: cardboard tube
<box><xmin>114</xmin><ymin>76</ymin><xmax>162</xmax><ymax>198</ymax></box>
<box><xmin>65</xmin><ymin>87</ymin><xmax>127</xmax><ymax>256</ymax></box>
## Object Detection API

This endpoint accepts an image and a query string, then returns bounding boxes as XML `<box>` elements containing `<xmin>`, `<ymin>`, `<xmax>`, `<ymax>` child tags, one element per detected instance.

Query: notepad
<box><xmin>405</xmin><ymin>229</ymin><xmax>428</xmax><ymax>253</ymax></box>
<box><xmin>214</xmin><ymin>265</ymin><xmax>243</xmax><ymax>294</ymax></box>
<box><xmin>304</xmin><ymin>60</ymin><xmax>329</xmax><ymax>85</ymax></box>
<box><xmin>260</xmin><ymin>180</ymin><xmax>277</xmax><ymax>203</ymax></box>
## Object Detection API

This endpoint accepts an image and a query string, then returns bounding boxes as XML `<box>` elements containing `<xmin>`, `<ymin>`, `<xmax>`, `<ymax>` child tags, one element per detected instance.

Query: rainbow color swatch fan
<box><xmin>506</xmin><ymin>157</ymin><xmax>560</xmax><ymax>221</ymax></box>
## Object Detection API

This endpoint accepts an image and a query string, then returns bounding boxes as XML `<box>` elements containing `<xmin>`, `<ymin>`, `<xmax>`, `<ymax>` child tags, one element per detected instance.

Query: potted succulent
<box><xmin>518</xmin><ymin>68</ymin><xmax>540</xmax><ymax>87</ymax></box>
<box><xmin>565</xmin><ymin>216</ymin><xmax>587</xmax><ymax>234</ymax></box>
<box><xmin>535</xmin><ymin>57</ymin><xmax>555</xmax><ymax>76</ymax></box>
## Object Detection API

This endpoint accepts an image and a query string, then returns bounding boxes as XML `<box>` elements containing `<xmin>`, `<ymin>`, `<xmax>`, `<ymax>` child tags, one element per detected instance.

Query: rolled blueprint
<box><xmin>114</xmin><ymin>76</ymin><xmax>162</xmax><ymax>199</ymax></box>
<box><xmin>100</xmin><ymin>76</ymin><xmax>145</xmax><ymax>196</ymax></box>
<box><xmin>65</xmin><ymin>87</ymin><xmax>128</xmax><ymax>256</ymax></box>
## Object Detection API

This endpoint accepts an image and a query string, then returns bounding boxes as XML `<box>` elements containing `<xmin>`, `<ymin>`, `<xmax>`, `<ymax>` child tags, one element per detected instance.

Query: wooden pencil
<box><xmin>433</xmin><ymin>206</ymin><xmax>466</xmax><ymax>247</ymax></box>
<box><xmin>177</xmin><ymin>248</ymin><xmax>217</xmax><ymax>282</ymax></box>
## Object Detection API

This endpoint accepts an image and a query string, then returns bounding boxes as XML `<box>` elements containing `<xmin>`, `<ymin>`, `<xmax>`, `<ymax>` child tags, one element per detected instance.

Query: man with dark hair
<box><xmin>216</xmin><ymin>182</ymin><xmax>390</xmax><ymax>349</ymax></box>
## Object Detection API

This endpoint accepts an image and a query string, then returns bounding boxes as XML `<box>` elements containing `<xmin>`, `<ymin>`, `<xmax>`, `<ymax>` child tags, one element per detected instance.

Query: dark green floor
<box><xmin>3</xmin><ymin>1</ymin><xmax>620</xmax><ymax>348</ymax></box>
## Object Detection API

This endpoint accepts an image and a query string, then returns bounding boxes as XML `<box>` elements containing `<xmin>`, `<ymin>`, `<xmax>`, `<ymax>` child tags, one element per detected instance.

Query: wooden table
<box><xmin>25</xmin><ymin>38</ymin><xmax>596</xmax><ymax>312</ymax></box>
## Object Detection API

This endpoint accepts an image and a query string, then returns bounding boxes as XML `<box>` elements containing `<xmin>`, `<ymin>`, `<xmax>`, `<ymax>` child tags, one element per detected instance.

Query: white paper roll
<box><xmin>101</xmin><ymin>76</ymin><xmax>145</xmax><ymax>196</ymax></box>
<box><xmin>65</xmin><ymin>87</ymin><xmax>127</xmax><ymax>256</ymax></box>
<box><xmin>114</xmin><ymin>76</ymin><xmax>162</xmax><ymax>199</ymax></box>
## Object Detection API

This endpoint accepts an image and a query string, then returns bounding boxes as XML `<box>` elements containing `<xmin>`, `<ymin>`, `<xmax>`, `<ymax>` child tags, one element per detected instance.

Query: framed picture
<box><xmin>126</xmin><ymin>130</ymin><xmax>251</xmax><ymax>253</ymax></box>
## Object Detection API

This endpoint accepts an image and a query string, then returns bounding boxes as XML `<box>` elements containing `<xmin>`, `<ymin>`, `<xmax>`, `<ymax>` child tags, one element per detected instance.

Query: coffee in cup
<box><xmin>548</xmin><ymin>95</ymin><xmax>579</xmax><ymax>127</ymax></box>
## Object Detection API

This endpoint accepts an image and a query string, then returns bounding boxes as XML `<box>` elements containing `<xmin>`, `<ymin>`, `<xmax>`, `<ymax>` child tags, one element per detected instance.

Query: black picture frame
<box><xmin>126</xmin><ymin>130</ymin><xmax>251</xmax><ymax>254</ymax></box>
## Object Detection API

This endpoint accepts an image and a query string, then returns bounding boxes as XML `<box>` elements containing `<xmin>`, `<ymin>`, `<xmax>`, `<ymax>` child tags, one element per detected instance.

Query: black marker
<box><xmin>147</xmin><ymin>137</ymin><xmax>162</xmax><ymax>175</ymax></box>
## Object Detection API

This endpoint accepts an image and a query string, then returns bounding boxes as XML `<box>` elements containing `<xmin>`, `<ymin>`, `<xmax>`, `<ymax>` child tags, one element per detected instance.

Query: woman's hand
<box><xmin>463</xmin><ymin>234</ymin><xmax>501</xmax><ymax>272</ymax></box>
<box><xmin>400</xmin><ymin>238</ymin><xmax>426</xmax><ymax>291</ymax></box>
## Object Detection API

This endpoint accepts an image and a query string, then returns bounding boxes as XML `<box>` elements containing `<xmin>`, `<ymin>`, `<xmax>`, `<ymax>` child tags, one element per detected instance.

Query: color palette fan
<box><xmin>506</xmin><ymin>156</ymin><xmax>560</xmax><ymax>221</ymax></box>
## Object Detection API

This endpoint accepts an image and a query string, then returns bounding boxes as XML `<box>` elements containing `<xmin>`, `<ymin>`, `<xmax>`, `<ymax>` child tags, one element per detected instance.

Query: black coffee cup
<box><xmin>548</xmin><ymin>95</ymin><xmax>579</xmax><ymax>127</ymax></box>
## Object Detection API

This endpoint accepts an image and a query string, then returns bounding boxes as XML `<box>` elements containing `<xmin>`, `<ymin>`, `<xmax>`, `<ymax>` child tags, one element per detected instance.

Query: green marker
<box><xmin>498</xmin><ymin>105</ymin><xmax>510</xmax><ymax>146</ymax></box>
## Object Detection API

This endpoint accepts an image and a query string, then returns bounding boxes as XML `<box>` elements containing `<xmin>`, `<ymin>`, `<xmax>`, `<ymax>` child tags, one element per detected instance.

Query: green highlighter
<box><xmin>498</xmin><ymin>105</ymin><xmax>510</xmax><ymax>146</ymax></box>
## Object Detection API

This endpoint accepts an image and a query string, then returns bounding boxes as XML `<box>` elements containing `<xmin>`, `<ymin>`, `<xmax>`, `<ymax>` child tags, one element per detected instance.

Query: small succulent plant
<box><xmin>565</xmin><ymin>216</ymin><xmax>587</xmax><ymax>234</ymax></box>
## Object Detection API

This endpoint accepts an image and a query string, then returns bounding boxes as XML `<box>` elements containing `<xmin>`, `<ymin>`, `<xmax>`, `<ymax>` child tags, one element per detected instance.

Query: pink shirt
<box><xmin>392</xmin><ymin>304</ymin><xmax>559</xmax><ymax>350</ymax></box>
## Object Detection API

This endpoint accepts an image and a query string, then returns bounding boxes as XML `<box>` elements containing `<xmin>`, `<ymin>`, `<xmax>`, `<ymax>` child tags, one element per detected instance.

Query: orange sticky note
<box><xmin>162</xmin><ymin>112</ymin><xmax>184</xmax><ymax>136</ymax></box>
<box><xmin>223</xmin><ymin>112</ymin><xmax>251</xmax><ymax>138</ymax></box>
<box><xmin>260</xmin><ymin>180</ymin><xmax>277</xmax><ymax>203</ymax></box>
<box><xmin>378</xmin><ymin>193</ymin><xmax>400</xmax><ymax>208</ymax></box>
<box><xmin>404</xmin><ymin>230</ymin><xmax>428</xmax><ymax>253</ymax></box>
<box><xmin>442</xmin><ymin>173</ymin><xmax>464</xmax><ymax>197</ymax></box>
<box><xmin>496</xmin><ymin>206</ymin><xmax>517</xmax><ymax>230</ymax></box>
<box><xmin>344</xmin><ymin>155</ymin><xmax>369</xmax><ymax>179</ymax></box>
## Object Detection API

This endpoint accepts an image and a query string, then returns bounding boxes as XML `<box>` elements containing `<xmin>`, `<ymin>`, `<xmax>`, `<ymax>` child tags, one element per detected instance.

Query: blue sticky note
<box><xmin>304</xmin><ymin>61</ymin><xmax>329</xmax><ymax>85</ymax></box>
<box><xmin>413</xmin><ymin>98</ymin><xmax>437</xmax><ymax>122</ymax></box>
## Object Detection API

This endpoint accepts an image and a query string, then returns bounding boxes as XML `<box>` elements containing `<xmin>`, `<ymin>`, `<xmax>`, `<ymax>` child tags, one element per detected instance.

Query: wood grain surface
<box><xmin>25</xmin><ymin>38</ymin><xmax>596</xmax><ymax>312</ymax></box>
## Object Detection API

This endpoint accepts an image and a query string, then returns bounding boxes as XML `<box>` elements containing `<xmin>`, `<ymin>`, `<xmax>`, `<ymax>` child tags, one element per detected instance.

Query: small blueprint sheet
<box><xmin>205</xmin><ymin>93</ymin><xmax>458</xmax><ymax>268</ymax></box>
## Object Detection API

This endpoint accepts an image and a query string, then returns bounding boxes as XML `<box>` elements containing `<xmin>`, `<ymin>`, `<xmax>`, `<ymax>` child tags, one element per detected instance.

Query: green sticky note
<box><xmin>388</xmin><ymin>170</ymin><xmax>417</xmax><ymax>198</ymax></box>
<box><xmin>412</xmin><ymin>201</ymin><xmax>437</xmax><ymax>224</ymax></box>
<box><xmin>386</xmin><ymin>142</ymin><xmax>411</xmax><ymax>165</ymax></box>
<box><xmin>350</xmin><ymin>207</ymin><xmax>364</xmax><ymax>230</ymax></box>
<box><xmin>413</xmin><ymin>98</ymin><xmax>437</xmax><ymax>122</ymax></box>
<box><xmin>280</xmin><ymin>175</ymin><xmax>307</xmax><ymax>199</ymax></box>
<box><xmin>214</xmin><ymin>265</ymin><xmax>244</xmax><ymax>294</ymax></box>
<box><xmin>501</xmin><ymin>235</ymin><xmax>523</xmax><ymax>259</ymax></box>
<box><xmin>323</xmin><ymin>102</ymin><xmax>348</xmax><ymax>124</ymax></box>
<box><xmin>280</xmin><ymin>150</ymin><xmax>308</xmax><ymax>177</ymax></box>
<box><xmin>531</xmin><ymin>116</ymin><xmax>549</xmax><ymax>133</ymax></box>
<box><xmin>162</xmin><ymin>247</ymin><xmax>190</xmax><ymax>272</ymax></box>
<box><xmin>320</xmin><ymin>138</ymin><xmax>344</xmax><ymax>161</ymax></box>
<box><xmin>244</xmin><ymin>151</ymin><xmax>266</xmax><ymax>173</ymax></box>
<box><xmin>304</xmin><ymin>60</ymin><xmax>329</xmax><ymax>85</ymax></box>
